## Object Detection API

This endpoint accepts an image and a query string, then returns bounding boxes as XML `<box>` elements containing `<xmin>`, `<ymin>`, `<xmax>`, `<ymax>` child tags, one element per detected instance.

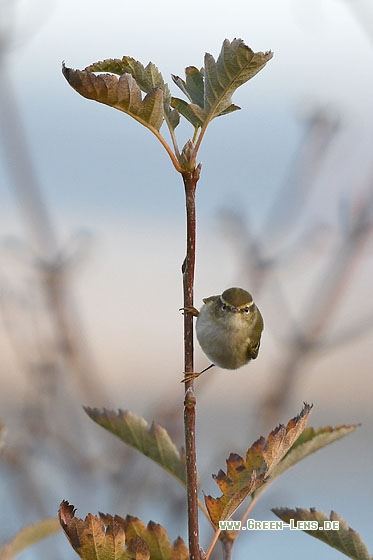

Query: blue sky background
<box><xmin>1</xmin><ymin>1</ymin><xmax>373</xmax><ymax>559</ymax></box>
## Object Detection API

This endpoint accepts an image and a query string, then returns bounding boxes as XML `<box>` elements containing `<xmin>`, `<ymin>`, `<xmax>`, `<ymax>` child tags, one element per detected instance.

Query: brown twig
<box><xmin>182</xmin><ymin>167</ymin><xmax>201</xmax><ymax>560</ymax></box>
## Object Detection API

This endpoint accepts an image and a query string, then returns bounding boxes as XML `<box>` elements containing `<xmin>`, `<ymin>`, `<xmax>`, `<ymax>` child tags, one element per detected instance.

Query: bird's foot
<box><xmin>179</xmin><ymin>306</ymin><xmax>199</xmax><ymax>317</ymax></box>
<box><xmin>181</xmin><ymin>363</ymin><xmax>215</xmax><ymax>383</ymax></box>
<box><xmin>181</xmin><ymin>371</ymin><xmax>201</xmax><ymax>383</ymax></box>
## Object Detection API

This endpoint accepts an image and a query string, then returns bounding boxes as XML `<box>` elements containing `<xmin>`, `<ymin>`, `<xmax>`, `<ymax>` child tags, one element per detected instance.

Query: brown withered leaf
<box><xmin>59</xmin><ymin>502</ymin><xmax>188</xmax><ymax>560</ymax></box>
<box><xmin>204</xmin><ymin>403</ymin><xmax>313</xmax><ymax>527</ymax></box>
<box><xmin>126</xmin><ymin>535</ymin><xmax>150</xmax><ymax>560</ymax></box>
<box><xmin>272</xmin><ymin>508</ymin><xmax>371</xmax><ymax>560</ymax></box>
<box><xmin>258</xmin><ymin>402</ymin><xmax>313</xmax><ymax>477</ymax></box>
<box><xmin>59</xmin><ymin>501</ymin><xmax>126</xmax><ymax>560</ymax></box>
<box><xmin>99</xmin><ymin>514</ymin><xmax>189</xmax><ymax>560</ymax></box>
<box><xmin>205</xmin><ymin>469</ymin><xmax>264</xmax><ymax>528</ymax></box>
<box><xmin>62</xmin><ymin>63</ymin><xmax>164</xmax><ymax>132</ymax></box>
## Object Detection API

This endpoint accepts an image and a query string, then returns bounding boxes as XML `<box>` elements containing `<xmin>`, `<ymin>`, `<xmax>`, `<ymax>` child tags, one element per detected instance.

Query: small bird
<box><xmin>183</xmin><ymin>287</ymin><xmax>263</xmax><ymax>382</ymax></box>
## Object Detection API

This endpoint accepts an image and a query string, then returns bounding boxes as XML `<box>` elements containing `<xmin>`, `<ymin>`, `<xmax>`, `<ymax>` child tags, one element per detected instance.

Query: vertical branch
<box><xmin>221</xmin><ymin>538</ymin><xmax>233</xmax><ymax>560</ymax></box>
<box><xmin>182</xmin><ymin>166</ymin><xmax>201</xmax><ymax>560</ymax></box>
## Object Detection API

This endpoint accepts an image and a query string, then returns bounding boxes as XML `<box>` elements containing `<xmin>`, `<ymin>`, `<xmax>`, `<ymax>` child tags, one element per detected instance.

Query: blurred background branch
<box><xmin>219</xmin><ymin>107</ymin><xmax>372</xmax><ymax>427</ymax></box>
<box><xmin>0</xmin><ymin>5</ymin><xmax>164</xmax><ymax>554</ymax></box>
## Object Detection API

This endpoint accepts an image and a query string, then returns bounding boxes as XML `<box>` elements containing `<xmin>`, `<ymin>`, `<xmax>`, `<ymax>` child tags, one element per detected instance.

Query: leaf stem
<box><xmin>182</xmin><ymin>167</ymin><xmax>201</xmax><ymax>560</ymax></box>
<box><xmin>165</xmin><ymin>117</ymin><xmax>181</xmax><ymax>161</ymax></box>
<box><xmin>152</xmin><ymin>128</ymin><xmax>183</xmax><ymax>172</ymax></box>
<box><xmin>192</xmin><ymin>121</ymin><xmax>209</xmax><ymax>164</ymax></box>
<box><xmin>240</xmin><ymin>493</ymin><xmax>260</xmax><ymax>525</ymax></box>
<box><xmin>205</xmin><ymin>529</ymin><xmax>221</xmax><ymax>560</ymax></box>
<box><xmin>191</xmin><ymin>126</ymin><xmax>200</xmax><ymax>144</ymax></box>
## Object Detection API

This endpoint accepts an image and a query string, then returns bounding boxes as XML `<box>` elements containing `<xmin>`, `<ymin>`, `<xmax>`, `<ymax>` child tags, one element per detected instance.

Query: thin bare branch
<box><xmin>182</xmin><ymin>167</ymin><xmax>201</xmax><ymax>560</ymax></box>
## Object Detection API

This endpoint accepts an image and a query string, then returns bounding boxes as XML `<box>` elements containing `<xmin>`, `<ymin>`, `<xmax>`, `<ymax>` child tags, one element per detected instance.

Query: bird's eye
<box><xmin>221</xmin><ymin>303</ymin><xmax>227</xmax><ymax>310</ymax></box>
<box><xmin>243</xmin><ymin>306</ymin><xmax>250</xmax><ymax>313</ymax></box>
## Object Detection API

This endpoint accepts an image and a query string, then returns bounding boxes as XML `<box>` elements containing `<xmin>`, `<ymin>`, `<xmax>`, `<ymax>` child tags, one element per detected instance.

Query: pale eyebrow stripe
<box><xmin>220</xmin><ymin>297</ymin><xmax>254</xmax><ymax>309</ymax></box>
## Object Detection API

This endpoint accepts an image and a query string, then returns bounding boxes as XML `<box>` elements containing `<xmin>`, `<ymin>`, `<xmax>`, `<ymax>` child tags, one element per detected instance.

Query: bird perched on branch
<box><xmin>182</xmin><ymin>287</ymin><xmax>263</xmax><ymax>382</ymax></box>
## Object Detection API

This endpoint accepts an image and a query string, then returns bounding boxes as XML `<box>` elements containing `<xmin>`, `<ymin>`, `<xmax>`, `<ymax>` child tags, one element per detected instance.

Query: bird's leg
<box><xmin>180</xmin><ymin>306</ymin><xmax>201</xmax><ymax>381</ymax></box>
<box><xmin>181</xmin><ymin>363</ymin><xmax>215</xmax><ymax>383</ymax></box>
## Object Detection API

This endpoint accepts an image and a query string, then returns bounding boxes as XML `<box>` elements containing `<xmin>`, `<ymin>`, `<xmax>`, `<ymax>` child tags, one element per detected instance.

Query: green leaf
<box><xmin>204</xmin><ymin>404</ymin><xmax>313</xmax><ymax>527</ymax></box>
<box><xmin>0</xmin><ymin>518</ymin><xmax>61</xmax><ymax>560</ymax></box>
<box><xmin>272</xmin><ymin>508</ymin><xmax>371</xmax><ymax>560</ymax></box>
<box><xmin>251</xmin><ymin>425</ymin><xmax>359</xmax><ymax>507</ymax></box>
<box><xmin>170</xmin><ymin>98</ymin><xmax>205</xmax><ymax>128</ymax></box>
<box><xmin>84</xmin><ymin>58</ymin><xmax>131</xmax><ymax>76</ymax></box>
<box><xmin>87</xmin><ymin>58</ymin><xmax>169</xmax><ymax>100</ymax></box>
<box><xmin>268</xmin><ymin>424</ymin><xmax>360</xmax><ymax>484</ymax></box>
<box><xmin>218</xmin><ymin>104</ymin><xmax>241</xmax><ymax>116</ymax></box>
<box><xmin>84</xmin><ymin>408</ymin><xmax>186</xmax><ymax>486</ymax></box>
<box><xmin>205</xmin><ymin>38</ymin><xmax>272</xmax><ymax>118</ymax></box>
<box><xmin>62</xmin><ymin>63</ymin><xmax>164</xmax><ymax>132</ymax></box>
<box><xmin>171</xmin><ymin>38</ymin><xmax>272</xmax><ymax>128</ymax></box>
<box><xmin>172</xmin><ymin>67</ymin><xmax>204</xmax><ymax>107</ymax></box>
